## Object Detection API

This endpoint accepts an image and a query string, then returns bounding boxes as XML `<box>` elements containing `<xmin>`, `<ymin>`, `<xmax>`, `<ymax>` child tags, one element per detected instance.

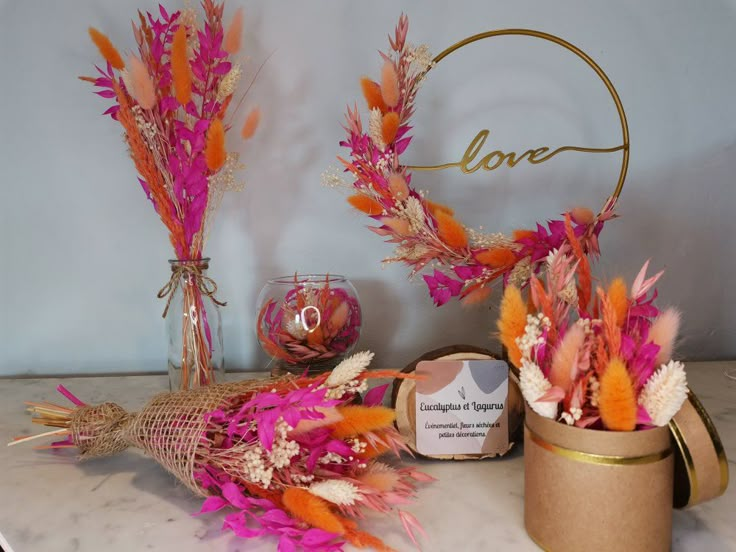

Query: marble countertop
<box><xmin>1</xmin><ymin>362</ymin><xmax>734</xmax><ymax>552</ymax></box>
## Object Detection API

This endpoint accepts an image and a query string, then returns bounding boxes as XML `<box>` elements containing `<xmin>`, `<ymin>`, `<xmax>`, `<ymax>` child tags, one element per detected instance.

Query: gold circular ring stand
<box><xmin>412</xmin><ymin>29</ymin><xmax>630</xmax><ymax>208</ymax></box>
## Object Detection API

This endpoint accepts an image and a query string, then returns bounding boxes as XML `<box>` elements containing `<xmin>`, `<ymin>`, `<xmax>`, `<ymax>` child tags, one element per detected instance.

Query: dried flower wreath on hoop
<box><xmin>328</xmin><ymin>14</ymin><xmax>617</xmax><ymax>307</ymax></box>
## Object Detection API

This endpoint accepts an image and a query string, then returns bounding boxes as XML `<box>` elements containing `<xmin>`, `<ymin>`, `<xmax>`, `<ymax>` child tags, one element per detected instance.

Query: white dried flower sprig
<box><xmin>519</xmin><ymin>359</ymin><xmax>558</xmax><ymax>419</ymax></box>
<box><xmin>560</xmin><ymin>407</ymin><xmax>582</xmax><ymax>425</ymax></box>
<box><xmin>368</xmin><ymin>108</ymin><xmax>386</xmax><ymax>150</ymax></box>
<box><xmin>321</xmin><ymin>165</ymin><xmax>347</xmax><ymax>188</ymax></box>
<box><xmin>216</xmin><ymin>65</ymin><xmax>242</xmax><ymax>102</ymax></box>
<box><xmin>326</xmin><ymin>351</ymin><xmax>374</xmax><ymax>387</ymax></box>
<box><xmin>395</xmin><ymin>196</ymin><xmax>427</xmax><ymax>235</ymax></box>
<box><xmin>309</xmin><ymin>480</ymin><xmax>363</xmax><ymax>506</ymax></box>
<box><xmin>516</xmin><ymin>313</ymin><xmax>548</xmax><ymax>362</ymax></box>
<box><xmin>507</xmin><ymin>257</ymin><xmax>532</xmax><ymax>288</ymax></box>
<box><xmin>639</xmin><ymin>360</ymin><xmax>689</xmax><ymax>426</ymax></box>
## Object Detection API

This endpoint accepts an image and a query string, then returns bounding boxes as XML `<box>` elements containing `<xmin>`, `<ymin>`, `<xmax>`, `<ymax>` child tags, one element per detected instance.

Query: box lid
<box><xmin>669</xmin><ymin>391</ymin><xmax>729</xmax><ymax>508</ymax></box>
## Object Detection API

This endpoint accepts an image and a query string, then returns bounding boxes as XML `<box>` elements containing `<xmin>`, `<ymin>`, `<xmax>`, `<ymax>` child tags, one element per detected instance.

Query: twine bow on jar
<box><xmin>157</xmin><ymin>259</ymin><xmax>227</xmax><ymax>318</ymax></box>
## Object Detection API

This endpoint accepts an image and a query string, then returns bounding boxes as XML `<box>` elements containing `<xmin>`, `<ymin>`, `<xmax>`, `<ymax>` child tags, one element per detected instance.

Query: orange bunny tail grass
<box><xmin>476</xmin><ymin>247</ymin><xmax>516</xmax><ymax>268</ymax></box>
<box><xmin>513</xmin><ymin>228</ymin><xmax>536</xmax><ymax>242</ymax></box>
<box><xmin>171</xmin><ymin>25</ymin><xmax>192</xmax><ymax>105</ymax></box>
<box><xmin>461</xmin><ymin>285</ymin><xmax>492</xmax><ymax>307</ymax></box>
<box><xmin>649</xmin><ymin>308</ymin><xmax>681</xmax><ymax>365</ymax></box>
<box><xmin>598</xmin><ymin>358</ymin><xmax>637</xmax><ymax>431</ymax></box>
<box><xmin>282</xmin><ymin>488</ymin><xmax>346</xmax><ymax>535</ymax></box>
<box><xmin>497</xmin><ymin>285</ymin><xmax>526</xmax><ymax>368</ymax></box>
<box><xmin>598</xmin><ymin>287</ymin><xmax>621</xmax><ymax>358</ymax></box>
<box><xmin>88</xmin><ymin>27</ymin><xmax>125</xmax><ymax>70</ymax></box>
<box><xmin>360</xmin><ymin>77</ymin><xmax>387</xmax><ymax>112</ymax></box>
<box><xmin>127</xmin><ymin>54</ymin><xmax>156</xmax><ymax>110</ymax></box>
<box><xmin>380</xmin><ymin>61</ymin><xmax>400</xmax><ymax>108</ymax></box>
<box><xmin>381</xmin><ymin>112</ymin><xmax>400</xmax><ymax>145</ymax></box>
<box><xmin>387</xmin><ymin>173</ymin><xmax>409</xmax><ymax>200</ymax></box>
<box><xmin>331</xmin><ymin>406</ymin><xmax>396</xmax><ymax>439</ymax></box>
<box><xmin>607</xmin><ymin>277</ymin><xmax>629</xmax><ymax>327</ymax></box>
<box><xmin>424</xmin><ymin>200</ymin><xmax>454</xmax><ymax>217</ymax></box>
<box><xmin>205</xmin><ymin>119</ymin><xmax>226</xmax><ymax>171</ymax></box>
<box><xmin>549</xmin><ymin>323</ymin><xmax>586</xmax><ymax>392</ymax></box>
<box><xmin>348</xmin><ymin>194</ymin><xmax>384</xmax><ymax>215</ymax></box>
<box><xmin>345</xmin><ymin>528</ymin><xmax>395</xmax><ymax>552</ymax></box>
<box><xmin>570</xmin><ymin>206</ymin><xmax>595</xmax><ymax>225</ymax></box>
<box><xmin>435</xmin><ymin>211</ymin><xmax>468</xmax><ymax>249</ymax></box>
<box><xmin>564</xmin><ymin>213</ymin><xmax>592</xmax><ymax>309</ymax></box>
<box><xmin>241</xmin><ymin>107</ymin><xmax>260</xmax><ymax>140</ymax></box>
<box><xmin>223</xmin><ymin>7</ymin><xmax>244</xmax><ymax>54</ymax></box>
<box><xmin>531</xmin><ymin>276</ymin><xmax>556</xmax><ymax>343</ymax></box>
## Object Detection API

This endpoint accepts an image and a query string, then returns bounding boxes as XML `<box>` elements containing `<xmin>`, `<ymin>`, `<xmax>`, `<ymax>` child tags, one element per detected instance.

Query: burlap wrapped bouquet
<box><xmin>15</xmin><ymin>352</ymin><xmax>431</xmax><ymax>552</ymax></box>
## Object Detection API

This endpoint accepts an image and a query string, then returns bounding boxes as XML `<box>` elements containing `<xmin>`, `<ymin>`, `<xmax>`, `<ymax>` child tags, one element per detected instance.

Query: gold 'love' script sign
<box><xmin>405</xmin><ymin>29</ymin><xmax>630</xmax><ymax>206</ymax></box>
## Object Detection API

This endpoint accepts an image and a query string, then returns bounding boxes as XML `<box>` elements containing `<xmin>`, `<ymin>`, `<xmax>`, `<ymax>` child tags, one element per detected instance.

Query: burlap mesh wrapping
<box><xmin>70</xmin><ymin>379</ymin><xmax>289</xmax><ymax>496</ymax></box>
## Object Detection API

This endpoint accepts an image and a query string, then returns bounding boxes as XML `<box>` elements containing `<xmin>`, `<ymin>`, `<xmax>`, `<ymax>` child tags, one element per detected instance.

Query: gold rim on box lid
<box><xmin>669</xmin><ymin>390</ymin><xmax>729</xmax><ymax>508</ymax></box>
<box><xmin>525</xmin><ymin>424</ymin><xmax>672</xmax><ymax>466</ymax></box>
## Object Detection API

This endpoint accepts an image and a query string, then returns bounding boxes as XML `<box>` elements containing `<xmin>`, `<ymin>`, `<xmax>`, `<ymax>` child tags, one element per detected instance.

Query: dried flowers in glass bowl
<box><xmin>256</xmin><ymin>275</ymin><xmax>362</xmax><ymax>375</ymax></box>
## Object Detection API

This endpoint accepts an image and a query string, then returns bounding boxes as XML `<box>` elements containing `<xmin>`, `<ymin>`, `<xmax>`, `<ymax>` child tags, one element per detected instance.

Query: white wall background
<box><xmin>1</xmin><ymin>0</ymin><xmax>735</xmax><ymax>376</ymax></box>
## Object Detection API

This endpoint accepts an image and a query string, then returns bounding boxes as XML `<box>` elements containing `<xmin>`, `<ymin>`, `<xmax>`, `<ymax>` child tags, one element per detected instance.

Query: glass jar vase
<box><xmin>164</xmin><ymin>258</ymin><xmax>224</xmax><ymax>390</ymax></box>
<box><xmin>256</xmin><ymin>274</ymin><xmax>362</xmax><ymax>376</ymax></box>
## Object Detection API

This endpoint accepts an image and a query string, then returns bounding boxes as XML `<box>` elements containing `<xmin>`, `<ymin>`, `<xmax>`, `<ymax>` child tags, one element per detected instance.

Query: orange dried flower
<box><xmin>205</xmin><ymin>119</ymin><xmax>226</xmax><ymax>171</ymax></box>
<box><xmin>607</xmin><ymin>277</ymin><xmax>629</xmax><ymax>327</ymax></box>
<box><xmin>476</xmin><ymin>247</ymin><xmax>516</xmax><ymax>268</ymax></box>
<box><xmin>435</xmin><ymin>211</ymin><xmax>468</xmax><ymax>249</ymax></box>
<box><xmin>512</xmin><ymin>228</ymin><xmax>536</xmax><ymax>241</ymax></box>
<box><xmin>598</xmin><ymin>358</ymin><xmax>637</xmax><ymax>431</ymax></box>
<box><xmin>171</xmin><ymin>25</ymin><xmax>192</xmax><ymax>105</ymax></box>
<box><xmin>331</xmin><ymin>406</ymin><xmax>396</xmax><ymax>439</ymax></box>
<box><xmin>282</xmin><ymin>488</ymin><xmax>346</xmax><ymax>535</ymax></box>
<box><xmin>570</xmin><ymin>206</ymin><xmax>595</xmax><ymax>225</ymax></box>
<box><xmin>381</xmin><ymin>216</ymin><xmax>412</xmax><ymax>237</ymax></box>
<box><xmin>461</xmin><ymin>285</ymin><xmax>492</xmax><ymax>307</ymax></box>
<box><xmin>347</xmin><ymin>194</ymin><xmax>384</xmax><ymax>215</ymax></box>
<box><xmin>241</xmin><ymin>107</ymin><xmax>260</xmax><ymax>140</ymax></box>
<box><xmin>497</xmin><ymin>285</ymin><xmax>526</xmax><ymax>368</ymax></box>
<box><xmin>424</xmin><ymin>200</ymin><xmax>454</xmax><ymax>217</ymax></box>
<box><xmin>381</xmin><ymin>112</ymin><xmax>400</xmax><ymax>144</ymax></box>
<box><xmin>380</xmin><ymin>61</ymin><xmax>400</xmax><ymax>108</ymax></box>
<box><xmin>88</xmin><ymin>27</ymin><xmax>125</xmax><ymax>70</ymax></box>
<box><xmin>223</xmin><ymin>7</ymin><xmax>244</xmax><ymax>54</ymax></box>
<box><xmin>387</xmin><ymin>173</ymin><xmax>409</xmax><ymax>200</ymax></box>
<box><xmin>360</xmin><ymin>77</ymin><xmax>387</xmax><ymax>112</ymax></box>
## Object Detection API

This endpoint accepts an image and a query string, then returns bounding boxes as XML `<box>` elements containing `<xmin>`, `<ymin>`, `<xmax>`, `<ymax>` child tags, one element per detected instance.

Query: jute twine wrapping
<box><xmin>157</xmin><ymin>261</ymin><xmax>227</xmax><ymax>319</ymax></box>
<box><xmin>69</xmin><ymin>379</ymin><xmax>289</xmax><ymax>496</ymax></box>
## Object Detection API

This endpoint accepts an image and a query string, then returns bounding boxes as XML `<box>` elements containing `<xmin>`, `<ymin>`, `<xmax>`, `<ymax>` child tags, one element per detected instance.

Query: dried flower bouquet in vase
<box><xmin>81</xmin><ymin>2</ymin><xmax>261</xmax><ymax>389</ymax></box>
<box><xmin>12</xmin><ymin>352</ymin><xmax>431</xmax><ymax>551</ymax></box>
<box><xmin>497</xmin><ymin>215</ymin><xmax>688</xmax><ymax>551</ymax></box>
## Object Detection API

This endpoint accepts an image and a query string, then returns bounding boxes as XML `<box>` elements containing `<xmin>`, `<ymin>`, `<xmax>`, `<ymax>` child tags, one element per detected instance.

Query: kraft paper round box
<box><xmin>524</xmin><ymin>405</ymin><xmax>674</xmax><ymax>552</ymax></box>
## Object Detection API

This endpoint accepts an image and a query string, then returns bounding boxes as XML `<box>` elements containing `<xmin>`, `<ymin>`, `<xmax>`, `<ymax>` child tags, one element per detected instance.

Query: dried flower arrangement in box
<box><xmin>498</xmin><ymin>216</ymin><xmax>687</xmax><ymax>430</ymax></box>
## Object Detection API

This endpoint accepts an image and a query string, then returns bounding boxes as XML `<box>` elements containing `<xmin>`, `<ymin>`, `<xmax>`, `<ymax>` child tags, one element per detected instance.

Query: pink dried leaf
<box><xmin>536</xmin><ymin>386</ymin><xmax>566</xmax><ymax>403</ymax></box>
<box><xmin>631</xmin><ymin>259</ymin><xmax>664</xmax><ymax>301</ymax></box>
<box><xmin>195</xmin><ymin>496</ymin><xmax>228</xmax><ymax>515</ymax></box>
<box><xmin>399</xmin><ymin>510</ymin><xmax>427</xmax><ymax>550</ymax></box>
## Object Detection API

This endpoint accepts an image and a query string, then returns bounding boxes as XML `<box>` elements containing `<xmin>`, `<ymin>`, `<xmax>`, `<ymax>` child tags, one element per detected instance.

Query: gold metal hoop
<box><xmin>408</xmin><ymin>29</ymin><xmax>629</xmax><ymax>205</ymax></box>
